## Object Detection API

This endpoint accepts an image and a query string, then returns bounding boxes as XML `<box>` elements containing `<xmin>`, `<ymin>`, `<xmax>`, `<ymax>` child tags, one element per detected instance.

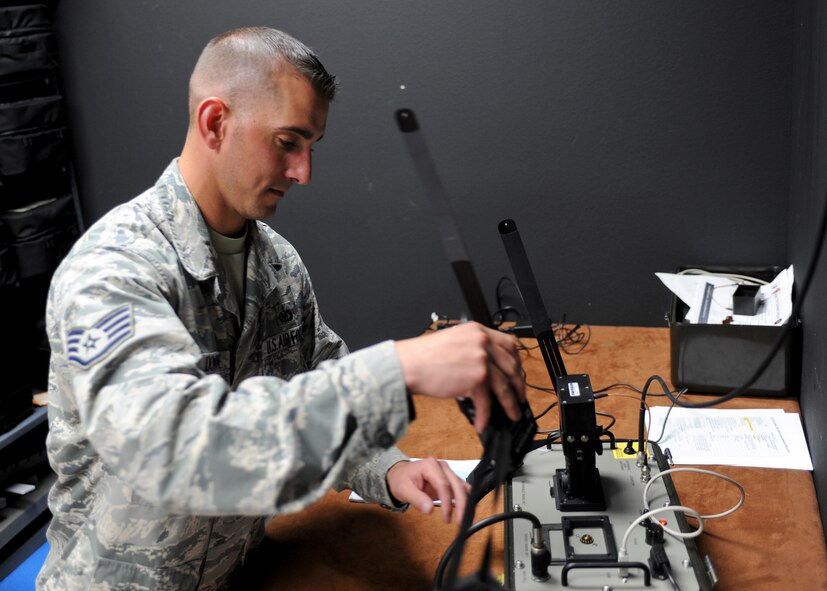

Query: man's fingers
<box><xmin>398</xmin><ymin>459</ymin><xmax>470</xmax><ymax>525</ymax></box>
<box><xmin>476</xmin><ymin>330</ymin><xmax>525</xmax><ymax>427</ymax></box>
<box><xmin>487</xmin><ymin>361</ymin><xmax>522</xmax><ymax>423</ymax></box>
<box><xmin>413</xmin><ymin>459</ymin><xmax>453</xmax><ymax>523</ymax></box>
<box><xmin>470</xmin><ymin>384</ymin><xmax>491</xmax><ymax>433</ymax></box>
<box><xmin>428</xmin><ymin>460</ymin><xmax>469</xmax><ymax>524</ymax></box>
<box><xmin>484</xmin><ymin>330</ymin><xmax>526</xmax><ymax>400</ymax></box>
<box><xmin>441</xmin><ymin>462</ymin><xmax>470</xmax><ymax>525</ymax></box>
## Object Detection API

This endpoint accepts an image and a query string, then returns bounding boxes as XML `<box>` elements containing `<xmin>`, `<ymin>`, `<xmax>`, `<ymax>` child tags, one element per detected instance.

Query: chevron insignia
<box><xmin>67</xmin><ymin>304</ymin><xmax>134</xmax><ymax>368</ymax></box>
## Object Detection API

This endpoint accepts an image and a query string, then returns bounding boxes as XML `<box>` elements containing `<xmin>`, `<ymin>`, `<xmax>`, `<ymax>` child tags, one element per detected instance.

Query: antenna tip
<box><xmin>498</xmin><ymin>219</ymin><xmax>517</xmax><ymax>234</ymax></box>
<box><xmin>395</xmin><ymin>108</ymin><xmax>419</xmax><ymax>133</ymax></box>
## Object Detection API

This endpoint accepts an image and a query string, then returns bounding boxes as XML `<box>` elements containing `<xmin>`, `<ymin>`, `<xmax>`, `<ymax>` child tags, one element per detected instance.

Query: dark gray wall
<box><xmin>791</xmin><ymin>0</ymin><xmax>827</xmax><ymax>534</ymax></box>
<box><xmin>52</xmin><ymin>1</ymin><xmax>793</xmax><ymax>349</ymax></box>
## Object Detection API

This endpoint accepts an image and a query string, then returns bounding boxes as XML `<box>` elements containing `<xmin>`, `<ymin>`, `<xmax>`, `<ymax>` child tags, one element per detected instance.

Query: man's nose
<box><xmin>286</xmin><ymin>151</ymin><xmax>312</xmax><ymax>185</ymax></box>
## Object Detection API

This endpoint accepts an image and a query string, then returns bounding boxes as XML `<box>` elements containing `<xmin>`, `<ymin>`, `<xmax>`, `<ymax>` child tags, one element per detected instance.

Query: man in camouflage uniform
<box><xmin>38</xmin><ymin>27</ymin><xmax>524</xmax><ymax>590</ymax></box>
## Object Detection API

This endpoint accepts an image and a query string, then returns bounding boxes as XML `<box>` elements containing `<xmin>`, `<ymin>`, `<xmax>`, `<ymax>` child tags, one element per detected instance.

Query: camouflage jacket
<box><xmin>37</xmin><ymin>160</ymin><xmax>411</xmax><ymax>590</ymax></box>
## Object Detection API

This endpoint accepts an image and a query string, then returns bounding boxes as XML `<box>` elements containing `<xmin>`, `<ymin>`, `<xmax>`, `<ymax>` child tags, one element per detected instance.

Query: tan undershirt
<box><xmin>208</xmin><ymin>225</ymin><xmax>248</xmax><ymax>324</ymax></box>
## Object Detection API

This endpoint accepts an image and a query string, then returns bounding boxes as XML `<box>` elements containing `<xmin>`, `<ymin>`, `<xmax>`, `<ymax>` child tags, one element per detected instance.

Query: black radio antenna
<box><xmin>498</xmin><ymin>219</ymin><xmax>567</xmax><ymax>381</ymax></box>
<box><xmin>394</xmin><ymin>108</ymin><xmax>492</xmax><ymax>326</ymax></box>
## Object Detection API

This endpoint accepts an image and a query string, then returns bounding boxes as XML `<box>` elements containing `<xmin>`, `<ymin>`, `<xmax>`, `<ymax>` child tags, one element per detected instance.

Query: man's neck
<box><xmin>178</xmin><ymin>147</ymin><xmax>246</xmax><ymax>237</ymax></box>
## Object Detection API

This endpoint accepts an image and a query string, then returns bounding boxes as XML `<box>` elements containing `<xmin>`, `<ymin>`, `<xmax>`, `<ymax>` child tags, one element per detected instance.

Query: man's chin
<box><xmin>256</xmin><ymin>204</ymin><xmax>278</xmax><ymax>221</ymax></box>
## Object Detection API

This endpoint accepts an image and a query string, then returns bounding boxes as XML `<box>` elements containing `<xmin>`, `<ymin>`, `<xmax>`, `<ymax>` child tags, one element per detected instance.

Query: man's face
<box><xmin>213</xmin><ymin>68</ymin><xmax>329</xmax><ymax>231</ymax></box>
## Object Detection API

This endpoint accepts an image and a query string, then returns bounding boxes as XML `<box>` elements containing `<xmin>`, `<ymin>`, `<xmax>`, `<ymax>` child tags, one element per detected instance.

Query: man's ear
<box><xmin>196</xmin><ymin>97</ymin><xmax>228</xmax><ymax>151</ymax></box>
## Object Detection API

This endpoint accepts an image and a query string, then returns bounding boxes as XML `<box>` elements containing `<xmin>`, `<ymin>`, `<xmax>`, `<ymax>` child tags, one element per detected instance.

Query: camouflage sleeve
<box><xmin>47</xmin><ymin>243</ymin><xmax>411</xmax><ymax>517</ymax></box>
<box><xmin>334</xmin><ymin>447</ymin><xmax>410</xmax><ymax>510</ymax></box>
<box><xmin>301</xmin><ymin>285</ymin><xmax>411</xmax><ymax>510</ymax></box>
<box><xmin>304</xmin><ymin>292</ymin><xmax>349</xmax><ymax>366</ymax></box>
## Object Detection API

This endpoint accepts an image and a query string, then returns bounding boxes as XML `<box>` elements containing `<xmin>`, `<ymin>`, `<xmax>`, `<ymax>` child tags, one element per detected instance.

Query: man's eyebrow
<box><xmin>278</xmin><ymin>126</ymin><xmax>324</xmax><ymax>142</ymax></box>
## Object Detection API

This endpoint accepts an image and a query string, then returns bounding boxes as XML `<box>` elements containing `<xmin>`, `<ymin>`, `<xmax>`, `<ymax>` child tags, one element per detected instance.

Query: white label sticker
<box><xmin>568</xmin><ymin>382</ymin><xmax>581</xmax><ymax>397</ymax></box>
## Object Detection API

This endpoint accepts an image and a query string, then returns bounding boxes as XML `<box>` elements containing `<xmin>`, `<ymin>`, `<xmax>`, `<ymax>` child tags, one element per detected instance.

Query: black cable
<box><xmin>533</xmin><ymin>400</ymin><xmax>558</xmax><ymax>421</ymax></box>
<box><xmin>434</xmin><ymin>511</ymin><xmax>543</xmax><ymax>590</ymax></box>
<box><xmin>440</xmin><ymin>447</ymin><xmax>490</xmax><ymax>590</ymax></box>
<box><xmin>555</xmin><ymin>323</ymin><xmax>581</xmax><ymax>342</ymax></box>
<box><xmin>555</xmin><ymin>322</ymin><xmax>591</xmax><ymax>354</ymax></box>
<box><xmin>594</xmin><ymin>382</ymin><xmax>681</xmax><ymax>397</ymax></box>
<box><xmin>664</xmin><ymin>563</ymin><xmax>682</xmax><ymax>591</ymax></box>
<box><xmin>636</xmin><ymin>374</ymin><xmax>677</xmax><ymax>458</ymax></box>
<box><xmin>651</xmin><ymin>390</ymin><xmax>685</xmax><ymax>444</ymax></box>
<box><xmin>663</xmin><ymin>184</ymin><xmax>827</xmax><ymax>408</ymax></box>
<box><xmin>595</xmin><ymin>382</ymin><xmax>646</xmax><ymax>395</ymax></box>
<box><xmin>544</xmin><ymin>431</ymin><xmax>561</xmax><ymax>444</ymax></box>
<box><xmin>637</xmin><ymin>377</ymin><xmax>653</xmax><ymax>457</ymax></box>
<box><xmin>526</xmin><ymin>381</ymin><xmax>556</xmax><ymax>394</ymax></box>
<box><xmin>596</xmin><ymin>410</ymin><xmax>617</xmax><ymax>431</ymax></box>
<box><xmin>515</xmin><ymin>339</ymin><xmax>538</xmax><ymax>352</ymax></box>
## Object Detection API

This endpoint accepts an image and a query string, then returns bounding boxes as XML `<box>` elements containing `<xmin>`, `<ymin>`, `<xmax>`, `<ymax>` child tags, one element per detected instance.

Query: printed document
<box><xmin>648</xmin><ymin>407</ymin><xmax>812</xmax><ymax>470</ymax></box>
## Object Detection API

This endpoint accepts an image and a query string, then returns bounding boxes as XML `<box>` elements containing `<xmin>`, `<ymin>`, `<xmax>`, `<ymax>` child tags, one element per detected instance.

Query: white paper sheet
<box><xmin>648</xmin><ymin>407</ymin><xmax>813</xmax><ymax>470</ymax></box>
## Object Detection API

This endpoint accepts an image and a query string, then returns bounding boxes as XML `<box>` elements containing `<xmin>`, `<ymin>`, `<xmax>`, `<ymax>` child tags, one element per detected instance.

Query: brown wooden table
<box><xmin>257</xmin><ymin>326</ymin><xmax>827</xmax><ymax>590</ymax></box>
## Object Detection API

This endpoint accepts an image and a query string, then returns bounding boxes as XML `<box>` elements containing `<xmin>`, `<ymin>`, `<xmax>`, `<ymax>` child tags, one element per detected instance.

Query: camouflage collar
<box><xmin>155</xmin><ymin>160</ymin><xmax>283</xmax><ymax>292</ymax></box>
<box><xmin>156</xmin><ymin>159</ymin><xmax>219</xmax><ymax>281</ymax></box>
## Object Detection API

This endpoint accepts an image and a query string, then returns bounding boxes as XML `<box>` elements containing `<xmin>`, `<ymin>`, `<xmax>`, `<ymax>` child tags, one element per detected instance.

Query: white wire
<box><xmin>620</xmin><ymin>505</ymin><xmax>704</xmax><ymax>556</ymax></box>
<box><xmin>643</xmin><ymin>467</ymin><xmax>745</xmax><ymax>520</ymax></box>
<box><xmin>677</xmin><ymin>268</ymin><xmax>769</xmax><ymax>285</ymax></box>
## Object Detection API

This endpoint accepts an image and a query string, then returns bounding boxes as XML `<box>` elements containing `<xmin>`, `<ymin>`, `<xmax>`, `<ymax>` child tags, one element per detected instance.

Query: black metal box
<box><xmin>668</xmin><ymin>265</ymin><xmax>800</xmax><ymax>397</ymax></box>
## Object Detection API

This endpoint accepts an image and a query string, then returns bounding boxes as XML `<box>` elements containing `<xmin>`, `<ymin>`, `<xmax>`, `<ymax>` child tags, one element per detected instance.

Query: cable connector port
<box><xmin>636</xmin><ymin>450</ymin><xmax>646</xmax><ymax>467</ymax></box>
<box><xmin>617</xmin><ymin>548</ymin><xmax>629</xmax><ymax>578</ymax></box>
<box><xmin>530</xmin><ymin>540</ymin><xmax>551</xmax><ymax>581</ymax></box>
<box><xmin>644</xmin><ymin>521</ymin><xmax>664</xmax><ymax>546</ymax></box>
<box><xmin>645</xmin><ymin>521</ymin><xmax>670</xmax><ymax>580</ymax></box>
<box><xmin>648</xmin><ymin>542</ymin><xmax>671</xmax><ymax>580</ymax></box>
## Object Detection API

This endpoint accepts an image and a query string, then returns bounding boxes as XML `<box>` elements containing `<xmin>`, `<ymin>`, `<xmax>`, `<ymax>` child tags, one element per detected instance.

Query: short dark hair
<box><xmin>188</xmin><ymin>27</ymin><xmax>338</xmax><ymax>119</ymax></box>
<box><xmin>205</xmin><ymin>27</ymin><xmax>338</xmax><ymax>102</ymax></box>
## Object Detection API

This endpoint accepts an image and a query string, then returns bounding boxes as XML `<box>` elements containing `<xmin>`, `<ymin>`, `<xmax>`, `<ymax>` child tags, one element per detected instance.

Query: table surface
<box><xmin>258</xmin><ymin>325</ymin><xmax>827</xmax><ymax>590</ymax></box>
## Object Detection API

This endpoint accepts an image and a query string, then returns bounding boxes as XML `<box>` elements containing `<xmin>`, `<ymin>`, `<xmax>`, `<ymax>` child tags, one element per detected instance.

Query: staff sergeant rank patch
<box><xmin>67</xmin><ymin>304</ymin><xmax>134</xmax><ymax>368</ymax></box>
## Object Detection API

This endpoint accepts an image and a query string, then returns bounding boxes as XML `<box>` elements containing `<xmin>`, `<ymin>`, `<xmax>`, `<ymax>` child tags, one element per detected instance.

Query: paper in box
<box><xmin>668</xmin><ymin>265</ymin><xmax>800</xmax><ymax>397</ymax></box>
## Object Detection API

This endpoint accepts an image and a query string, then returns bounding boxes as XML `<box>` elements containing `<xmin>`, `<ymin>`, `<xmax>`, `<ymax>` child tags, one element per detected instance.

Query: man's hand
<box><xmin>386</xmin><ymin>458</ymin><xmax>470</xmax><ymax>524</ymax></box>
<box><xmin>394</xmin><ymin>322</ymin><xmax>526</xmax><ymax>433</ymax></box>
